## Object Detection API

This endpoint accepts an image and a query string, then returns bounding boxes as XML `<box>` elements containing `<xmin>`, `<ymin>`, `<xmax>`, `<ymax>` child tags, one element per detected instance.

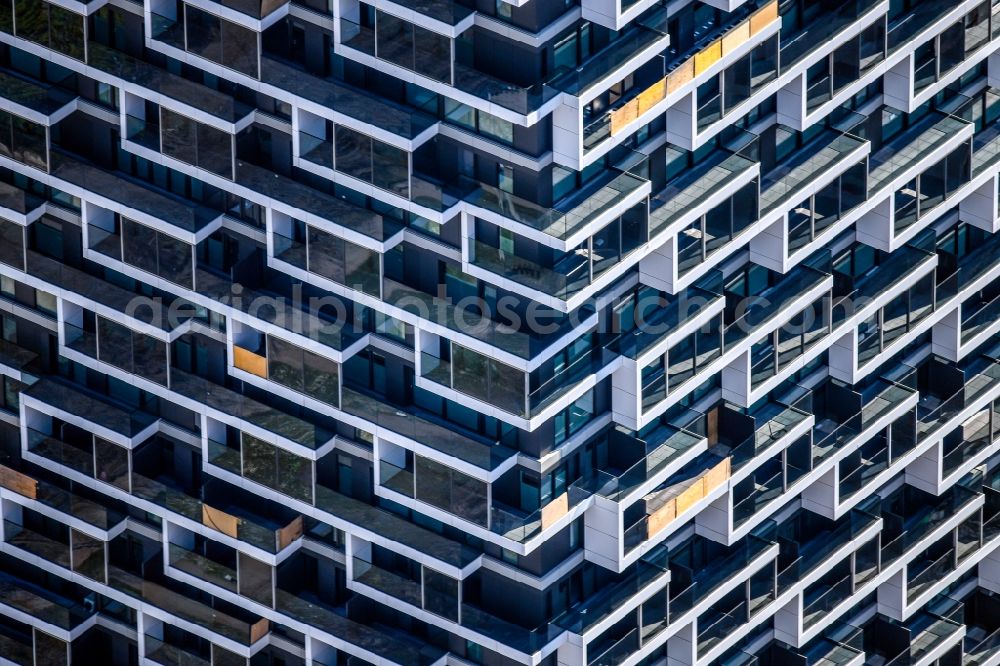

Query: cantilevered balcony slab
<box><xmin>465</xmin><ymin>170</ymin><xmax>650</xmax><ymax>251</ymax></box>
<box><xmin>20</xmin><ymin>379</ymin><xmax>159</xmax><ymax>449</ymax></box>
<box><xmin>0</xmin><ymin>72</ymin><xmax>76</xmax><ymax>126</ymax></box>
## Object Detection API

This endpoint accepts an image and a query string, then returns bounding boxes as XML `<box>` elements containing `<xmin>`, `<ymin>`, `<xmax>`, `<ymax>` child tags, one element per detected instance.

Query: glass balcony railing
<box><xmin>555</xmin><ymin>560</ymin><xmax>669</xmax><ymax>638</ymax></box>
<box><xmin>131</xmin><ymin>473</ymin><xmax>300</xmax><ymax>554</ymax></box>
<box><xmin>760</xmin><ymin>130</ymin><xmax>867</xmax><ymax>216</ymax></box>
<box><xmin>169</xmin><ymin>369</ymin><xmax>334</xmax><ymax>450</ymax></box>
<box><xmin>341</xmin><ymin>385</ymin><xmax>515</xmax><ymax>471</ymax></box>
<box><xmin>936</xmin><ymin>230</ymin><xmax>1000</xmax><ymax>306</ymax></box>
<box><xmin>313</xmin><ymin>485</ymin><xmax>478</xmax><ymax>570</ymax></box>
<box><xmin>465</xmin><ymin>169</ymin><xmax>648</xmax><ymax>241</ymax></box>
<box><xmin>880</xmin><ymin>485</ymin><xmax>982</xmax><ymax>567</ymax></box>
<box><xmin>553</xmin><ymin>9</ymin><xmax>668</xmax><ymax>98</ymax></box>
<box><xmin>4</xmin><ymin>521</ymin><xmax>71</xmax><ymax>569</ymax></box>
<box><xmin>0</xmin><ymin>180</ymin><xmax>44</xmax><ymax>217</ymax></box>
<box><xmin>24</xmin><ymin>379</ymin><xmax>157</xmax><ymax>439</ymax></box>
<box><xmin>190</xmin><ymin>263</ymin><xmax>363</xmax><ymax>353</ymax></box>
<box><xmin>698</xmin><ymin>599</ymin><xmax>749</xmax><ymax>654</ymax></box>
<box><xmin>836</xmin><ymin>244</ymin><xmax>936</xmax><ymax>323</ymax></box>
<box><xmin>274</xmin><ymin>589</ymin><xmax>445</xmax><ymax>665</ymax></box>
<box><xmin>907</xmin><ymin>548</ymin><xmax>955</xmax><ymax>602</ymax></box>
<box><xmin>723</xmin><ymin>262</ymin><xmax>831</xmax><ymax>349</ymax></box>
<box><xmin>468</xmin><ymin>240</ymin><xmax>590</xmax><ymax>301</ymax></box>
<box><xmin>966</xmin><ymin>625</ymin><xmax>1000</xmax><ymax>666</ymax></box>
<box><xmin>381</xmin><ymin>277</ymin><xmax>576</xmax><ymax>360</ymax></box>
<box><xmin>587</xmin><ymin>627</ymin><xmax>640</xmax><ymax>666</ymax></box>
<box><xmin>585</xmin><ymin>424</ymin><xmax>706</xmax><ymax>503</ymax></box>
<box><xmin>649</xmin><ymin>151</ymin><xmax>758</xmax><ymax>238</ymax></box>
<box><xmin>339</xmin><ymin>18</ymin><xmax>559</xmax><ymax>117</ymax></box>
<box><xmin>26</xmin><ymin>428</ymin><xmax>96</xmax><ymax>477</ymax></box>
<box><xmin>0</xmin><ymin>633</ymin><xmax>32</xmax><ymax>666</ymax></box>
<box><xmin>668</xmin><ymin>535</ymin><xmax>774</xmax><ymax>621</ymax></box>
<box><xmin>942</xmin><ymin>406</ymin><xmax>997</xmax><ymax>476</ymax></box>
<box><xmin>868</xmin><ymin>112</ymin><xmax>970</xmax><ymax>195</ymax></box>
<box><xmin>727</xmin><ymin>396</ymin><xmax>812</xmax><ymax>471</ymax></box>
<box><xmin>0</xmin><ymin>71</ymin><xmax>76</xmax><ymax>118</ymax></box>
<box><xmin>888</xmin><ymin>613</ymin><xmax>964</xmax><ymax>665</ymax></box>
<box><xmin>108</xmin><ymin>567</ymin><xmax>268</xmax><ymax>645</ymax></box>
<box><xmin>168</xmin><ymin>544</ymin><xmax>238</xmax><ymax>595</ymax></box>
<box><xmin>0</xmin><ymin>570</ymin><xmax>93</xmax><ymax>630</ymax></box>
<box><xmin>887</xmin><ymin>0</ymin><xmax>964</xmax><ymax>53</ymax></box>
<box><xmin>144</xmin><ymin>634</ymin><xmax>211</xmax><ymax>666</ymax></box>
<box><xmin>963</xmin><ymin>292</ymin><xmax>1000</xmax><ymax>344</ymax></box>
<box><xmin>802</xmin><ymin>574</ymin><xmax>853</xmax><ymax>628</ymax></box>
<box><xmin>50</xmin><ymin>153</ymin><xmax>219</xmax><ymax>234</ymax></box>
<box><xmin>776</xmin><ymin>506</ymin><xmax>880</xmax><ymax>593</ymax></box>
<box><xmin>0</xmin><ymin>466</ymin><xmax>124</xmax><ymax>530</ymax></box>
<box><xmin>917</xmin><ymin>357</ymin><xmax>1000</xmax><ymax>441</ymax></box>
<box><xmin>88</xmin><ymin>43</ymin><xmax>251</xmax><ymax>123</ymax></box>
<box><xmin>779</xmin><ymin>0</ymin><xmax>883</xmax><ymax>69</ymax></box>
<box><xmin>489</xmin><ymin>481</ymin><xmax>592</xmax><ymax>543</ymax></box>
<box><xmin>609</xmin><ymin>287</ymin><xmax>723</xmax><ymax>360</ymax></box>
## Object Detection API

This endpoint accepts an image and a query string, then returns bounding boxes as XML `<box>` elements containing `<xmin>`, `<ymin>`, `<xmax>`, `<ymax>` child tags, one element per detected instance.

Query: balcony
<box><xmin>0</xmin><ymin>339</ymin><xmax>39</xmax><ymax>383</ymax></box>
<box><xmin>191</xmin><ymin>264</ymin><xmax>362</xmax><ymax>354</ymax></box>
<box><xmin>879</xmin><ymin>483</ymin><xmax>983</xmax><ymax>570</ymax></box>
<box><xmin>274</xmin><ymin>587</ymin><xmax>445</xmax><ymax>665</ymax></box>
<box><xmin>590</xmin><ymin>417</ymin><xmax>707</xmax><ymax>506</ymax></box>
<box><xmin>935</xmin><ymin>225</ymin><xmax>1000</xmax><ymax>307</ymax></box>
<box><xmin>959</xmin><ymin>590</ymin><xmax>1000</xmax><ymax>666</ymax></box>
<box><xmin>835</xmin><ymin>242</ymin><xmax>938</xmax><ymax>327</ymax></box>
<box><xmin>886</xmin><ymin>0</ymin><xmax>969</xmax><ymax>53</ymax></box>
<box><xmin>341</xmin><ymin>385</ymin><xmax>515</xmax><ymax>473</ymax></box>
<box><xmin>971</xmin><ymin>89</ymin><xmax>1000</xmax><ymax>176</ymax></box>
<box><xmin>169</xmin><ymin>369</ymin><xmax>334</xmax><ymax>451</ymax></box>
<box><xmin>339</xmin><ymin>18</ymin><xmax>559</xmax><ymax>118</ymax></box>
<box><xmin>649</xmin><ymin>149</ymin><xmax>759</xmax><ymax>239</ymax></box>
<box><xmin>867</xmin><ymin>111</ymin><xmax>971</xmax><ymax>197</ymax></box>
<box><xmin>779</xmin><ymin>0</ymin><xmax>886</xmax><ymax>71</ymax></box>
<box><xmin>0</xmin><ymin>569</ymin><xmax>93</xmax><ymax>631</ymax></box>
<box><xmin>723</xmin><ymin>261</ymin><xmax>832</xmax><ymax>351</ymax></box>
<box><xmin>0</xmin><ymin>71</ymin><xmax>75</xmax><ymax>122</ymax></box>
<box><xmin>554</xmin><ymin>9</ymin><xmax>669</xmax><ymax>100</ymax></box>
<box><xmin>0</xmin><ymin>466</ymin><xmax>125</xmax><ymax>532</ymax></box>
<box><xmin>465</xmin><ymin>169</ymin><xmax>649</xmax><ymax>243</ymax></box>
<box><xmin>759</xmin><ymin>129</ymin><xmax>868</xmax><ymax>218</ymax></box>
<box><xmin>233</xmin><ymin>160</ymin><xmax>402</xmax><ymax>243</ymax></box>
<box><xmin>610</xmin><ymin>286</ymin><xmax>724</xmax><ymax>363</ymax></box>
<box><xmin>0</xmin><ymin>181</ymin><xmax>44</xmax><ymax>221</ymax></box>
<box><xmin>382</xmin><ymin>277</ymin><xmax>583</xmax><ymax>360</ymax></box>
<box><xmin>131</xmin><ymin>465</ymin><xmax>302</xmax><ymax>555</ymax></box>
<box><xmin>774</xmin><ymin>504</ymin><xmax>881</xmax><ymax>594</ymax></box>
<box><xmin>23</xmin><ymin>379</ymin><xmax>158</xmax><ymax>442</ymax></box>
<box><xmin>915</xmin><ymin>353</ymin><xmax>1000</xmax><ymax>443</ymax></box>
<box><xmin>716</xmin><ymin>395</ymin><xmax>813</xmax><ymax>473</ymax></box>
<box><xmin>0</xmin><ymin>629</ymin><xmax>31</xmax><ymax>666</ymax></box>
<box><xmin>773</xmin><ymin>625</ymin><xmax>864</xmax><ymax>665</ymax></box>
<box><xmin>622</xmin><ymin>452</ymin><xmax>730</xmax><ymax>551</ymax></box>
<box><xmin>88</xmin><ymin>43</ymin><xmax>249</xmax><ymax>125</ymax></box>
<box><xmin>168</xmin><ymin>544</ymin><xmax>239</xmax><ymax>598</ymax></box>
<box><xmin>555</xmin><ymin>558</ymin><xmax>669</xmax><ymax>641</ymax></box>
<box><xmin>109</xmin><ymin>567</ymin><xmax>268</xmax><ymax>646</ymax></box>
<box><xmin>50</xmin><ymin>153</ymin><xmax>219</xmax><ymax>235</ymax></box>
<box><xmin>667</xmin><ymin>534</ymin><xmax>776</xmax><ymax>623</ymax></box>
<box><xmin>144</xmin><ymin>633</ymin><xmax>211</xmax><ymax>666</ymax></box>
<box><xmin>264</xmin><ymin>58</ymin><xmax>434</xmax><ymax>143</ymax></box>
<box><xmin>313</xmin><ymin>484</ymin><xmax>478</xmax><ymax>571</ymax></box>
<box><xmin>26</xmin><ymin>251</ymin><xmax>188</xmax><ymax>336</ymax></box>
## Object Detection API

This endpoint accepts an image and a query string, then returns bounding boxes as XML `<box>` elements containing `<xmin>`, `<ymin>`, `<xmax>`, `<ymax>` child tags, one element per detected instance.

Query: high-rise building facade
<box><xmin>0</xmin><ymin>0</ymin><xmax>998</xmax><ymax>663</ymax></box>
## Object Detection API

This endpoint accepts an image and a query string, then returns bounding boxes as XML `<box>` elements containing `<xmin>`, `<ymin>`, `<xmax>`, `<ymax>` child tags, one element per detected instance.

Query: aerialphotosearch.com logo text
<box><xmin>123</xmin><ymin>283</ymin><xmax>876</xmax><ymax>342</ymax></box>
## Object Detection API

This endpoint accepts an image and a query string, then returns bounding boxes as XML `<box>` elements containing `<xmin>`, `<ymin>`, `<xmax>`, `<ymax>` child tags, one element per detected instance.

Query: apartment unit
<box><xmin>0</xmin><ymin>0</ymin><xmax>997</xmax><ymax>664</ymax></box>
